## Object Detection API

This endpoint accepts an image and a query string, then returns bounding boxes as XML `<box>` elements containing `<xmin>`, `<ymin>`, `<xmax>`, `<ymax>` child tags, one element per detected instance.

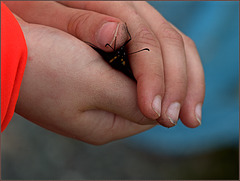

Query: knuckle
<box><xmin>168</xmin><ymin>79</ymin><xmax>188</xmax><ymax>99</ymax></box>
<box><xmin>133</xmin><ymin>24</ymin><xmax>160</xmax><ymax>49</ymax></box>
<box><xmin>159</xmin><ymin>23</ymin><xmax>184</xmax><ymax>46</ymax></box>
<box><xmin>67</xmin><ymin>12</ymin><xmax>91</xmax><ymax>37</ymax></box>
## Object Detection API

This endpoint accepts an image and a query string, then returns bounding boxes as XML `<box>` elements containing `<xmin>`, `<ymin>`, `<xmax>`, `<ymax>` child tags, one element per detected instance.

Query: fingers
<box><xmin>126</xmin><ymin>18</ymin><xmax>165</xmax><ymax>121</ymax></box>
<box><xmin>155</xmin><ymin>22</ymin><xmax>188</xmax><ymax>127</ymax></box>
<box><xmin>80</xmin><ymin>2</ymin><xmax>186</xmax><ymax>127</ymax></box>
<box><xmin>134</xmin><ymin>2</ymin><xmax>205</xmax><ymax>127</ymax></box>
<box><xmin>75</xmin><ymin>1</ymin><xmax>204</xmax><ymax>128</ymax></box>
<box><xmin>178</xmin><ymin>35</ymin><xmax>205</xmax><ymax>128</ymax></box>
<box><xmin>4</xmin><ymin>1</ymin><xmax>128</xmax><ymax>51</ymax></box>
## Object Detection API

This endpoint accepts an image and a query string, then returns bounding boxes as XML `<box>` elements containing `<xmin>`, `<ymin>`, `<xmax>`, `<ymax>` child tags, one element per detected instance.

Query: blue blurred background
<box><xmin>2</xmin><ymin>1</ymin><xmax>239</xmax><ymax>180</ymax></box>
<box><xmin>128</xmin><ymin>0</ymin><xmax>239</xmax><ymax>156</ymax></box>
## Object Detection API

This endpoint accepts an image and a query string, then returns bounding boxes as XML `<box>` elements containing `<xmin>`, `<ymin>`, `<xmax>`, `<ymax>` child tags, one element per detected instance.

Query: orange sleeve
<box><xmin>1</xmin><ymin>2</ymin><xmax>28</xmax><ymax>132</ymax></box>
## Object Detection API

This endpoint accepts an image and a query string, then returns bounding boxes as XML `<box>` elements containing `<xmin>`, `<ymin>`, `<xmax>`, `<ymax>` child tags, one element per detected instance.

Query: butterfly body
<box><xmin>89</xmin><ymin>43</ymin><xmax>135</xmax><ymax>80</ymax></box>
<box><xmin>87</xmin><ymin>23</ymin><xmax>149</xmax><ymax>81</ymax></box>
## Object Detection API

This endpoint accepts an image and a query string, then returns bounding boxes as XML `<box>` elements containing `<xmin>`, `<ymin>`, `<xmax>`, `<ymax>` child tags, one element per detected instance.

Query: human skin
<box><xmin>14</xmin><ymin>16</ymin><xmax>155</xmax><ymax>145</ymax></box>
<box><xmin>5</xmin><ymin>1</ymin><xmax>205</xmax><ymax>130</ymax></box>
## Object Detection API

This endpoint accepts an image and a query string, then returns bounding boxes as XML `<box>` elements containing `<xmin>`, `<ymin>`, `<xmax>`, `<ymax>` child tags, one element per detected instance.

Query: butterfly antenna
<box><xmin>123</xmin><ymin>23</ymin><xmax>132</xmax><ymax>46</ymax></box>
<box><xmin>129</xmin><ymin>48</ymin><xmax>150</xmax><ymax>55</ymax></box>
<box><xmin>105</xmin><ymin>43</ymin><xmax>114</xmax><ymax>50</ymax></box>
<box><xmin>85</xmin><ymin>41</ymin><xmax>98</xmax><ymax>48</ymax></box>
<box><xmin>113</xmin><ymin>32</ymin><xmax>117</xmax><ymax>50</ymax></box>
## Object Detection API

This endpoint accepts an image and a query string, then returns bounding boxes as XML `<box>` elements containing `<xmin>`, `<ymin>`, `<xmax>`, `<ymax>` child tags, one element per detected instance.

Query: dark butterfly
<box><xmin>87</xmin><ymin>23</ymin><xmax>149</xmax><ymax>81</ymax></box>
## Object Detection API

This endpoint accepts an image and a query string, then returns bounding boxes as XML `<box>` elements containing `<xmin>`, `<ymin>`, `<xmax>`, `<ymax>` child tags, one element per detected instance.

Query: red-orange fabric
<box><xmin>1</xmin><ymin>2</ymin><xmax>28</xmax><ymax>132</ymax></box>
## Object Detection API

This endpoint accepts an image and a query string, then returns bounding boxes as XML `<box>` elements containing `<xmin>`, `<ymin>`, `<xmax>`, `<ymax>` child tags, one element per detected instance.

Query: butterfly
<box><xmin>87</xmin><ymin>23</ymin><xmax>149</xmax><ymax>81</ymax></box>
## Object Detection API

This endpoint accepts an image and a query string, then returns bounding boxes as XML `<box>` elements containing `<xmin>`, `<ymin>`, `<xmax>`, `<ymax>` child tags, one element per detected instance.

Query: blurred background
<box><xmin>1</xmin><ymin>1</ymin><xmax>239</xmax><ymax>180</ymax></box>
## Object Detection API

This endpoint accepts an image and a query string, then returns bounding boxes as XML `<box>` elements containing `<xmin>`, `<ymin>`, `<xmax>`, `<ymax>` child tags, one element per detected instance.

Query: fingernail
<box><xmin>96</xmin><ymin>22</ymin><xmax>119</xmax><ymax>48</ymax></box>
<box><xmin>167</xmin><ymin>102</ymin><xmax>181</xmax><ymax>125</ymax></box>
<box><xmin>152</xmin><ymin>95</ymin><xmax>162</xmax><ymax>118</ymax></box>
<box><xmin>195</xmin><ymin>103</ymin><xmax>202</xmax><ymax>125</ymax></box>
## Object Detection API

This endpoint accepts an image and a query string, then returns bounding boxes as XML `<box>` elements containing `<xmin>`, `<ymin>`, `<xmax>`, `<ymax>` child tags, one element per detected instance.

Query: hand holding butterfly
<box><xmin>14</xmin><ymin>16</ymin><xmax>155</xmax><ymax>144</ymax></box>
<box><xmin>5</xmin><ymin>1</ymin><xmax>205</xmax><ymax>129</ymax></box>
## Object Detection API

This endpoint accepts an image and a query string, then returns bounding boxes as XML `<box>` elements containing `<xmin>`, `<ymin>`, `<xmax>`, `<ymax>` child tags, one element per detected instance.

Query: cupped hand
<box><xmin>5</xmin><ymin>1</ymin><xmax>205</xmax><ymax>128</ymax></box>
<box><xmin>15</xmin><ymin>17</ymin><xmax>155</xmax><ymax>145</ymax></box>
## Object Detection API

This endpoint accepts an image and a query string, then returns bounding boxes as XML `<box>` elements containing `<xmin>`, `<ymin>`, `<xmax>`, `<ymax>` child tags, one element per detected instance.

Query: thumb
<box><xmin>4</xmin><ymin>1</ymin><xmax>128</xmax><ymax>51</ymax></box>
<box><xmin>63</xmin><ymin>7</ymin><xmax>128</xmax><ymax>51</ymax></box>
